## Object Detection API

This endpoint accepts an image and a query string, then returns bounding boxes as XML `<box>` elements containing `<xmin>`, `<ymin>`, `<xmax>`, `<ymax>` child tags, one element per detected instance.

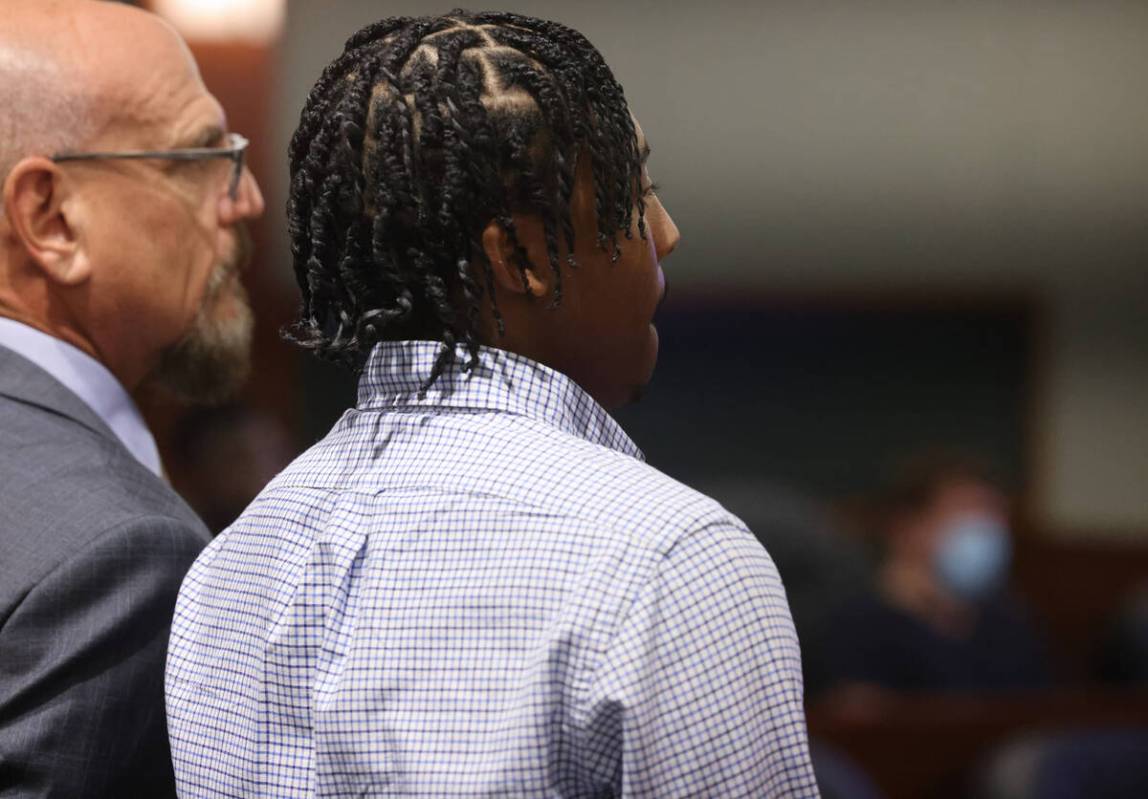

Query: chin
<box><xmin>615</xmin><ymin>367</ymin><xmax>655</xmax><ymax>408</ymax></box>
<box><xmin>147</xmin><ymin>293</ymin><xmax>254</xmax><ymax>405</ymax></box>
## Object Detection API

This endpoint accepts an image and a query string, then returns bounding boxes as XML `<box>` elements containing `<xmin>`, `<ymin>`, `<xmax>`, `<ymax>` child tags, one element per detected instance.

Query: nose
<box><xmin>647</xmin><ymin>195</ymin><xmax>680</xmax><ymax>262</ymax></box>
<box><xmin>219</xmin><ymin>166</ymin><xmax>265</xmax><ymax>222</ymax></box>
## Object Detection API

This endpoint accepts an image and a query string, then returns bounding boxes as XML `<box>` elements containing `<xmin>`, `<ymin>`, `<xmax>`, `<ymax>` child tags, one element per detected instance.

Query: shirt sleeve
<box><xmin>0</xmin><ymin>516</ymin><xmax>205</xmax><ymax>798</ymax></box>
<box><xmin>582</xmin><ymin>521</ymin><xmax>821</xmax><ymax>798</ymax></box>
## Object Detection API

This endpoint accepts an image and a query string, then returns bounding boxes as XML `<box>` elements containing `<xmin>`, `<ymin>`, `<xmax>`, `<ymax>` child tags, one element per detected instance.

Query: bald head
<box><xmin>0</xmin><ymin>0</ymin><xmax>204</xmax><ymax>208</ymax></box>
<box><xmin>0</xmin><ymin>0</ymin><xmax>261</xmax><ymax>397</ymax></box>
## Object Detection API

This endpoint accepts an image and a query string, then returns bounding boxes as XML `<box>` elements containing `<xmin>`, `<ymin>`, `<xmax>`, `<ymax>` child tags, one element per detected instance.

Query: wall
<box><xmin>276</xmin><ymin>1</ymin><xmax>1148</xmax><ymax>533</ymax></box>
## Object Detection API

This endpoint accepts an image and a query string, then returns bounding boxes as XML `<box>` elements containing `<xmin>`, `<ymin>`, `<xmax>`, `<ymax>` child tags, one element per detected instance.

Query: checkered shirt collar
<box><xmin>357</xmin><ymin>340</ymin><xmax>645</xmax><ymax>462</ymax></box>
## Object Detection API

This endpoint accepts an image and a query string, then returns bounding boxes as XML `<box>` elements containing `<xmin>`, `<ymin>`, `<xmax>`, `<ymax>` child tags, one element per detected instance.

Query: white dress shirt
<box><xmin>0</xmin><ymin>318</ymin><xmax>162</xmax><ymax>477</ymax></box>
<box><xmin>167</xmin><ymin>340</ymin><xmax>818</xmax><ymax>797</ymax></box>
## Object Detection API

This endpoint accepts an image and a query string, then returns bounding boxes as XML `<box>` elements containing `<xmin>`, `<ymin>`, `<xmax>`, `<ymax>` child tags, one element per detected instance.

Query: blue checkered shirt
<box><xmin>166</xmin><ymin>341</ymin><xmax>819</xmax><ymax>797</ymax></box>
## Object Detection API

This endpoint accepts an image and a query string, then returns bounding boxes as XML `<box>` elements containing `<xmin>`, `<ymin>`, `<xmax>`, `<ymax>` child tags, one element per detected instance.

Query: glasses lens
<box><xmin>228</xmin><ymin>137</ymin><xmax>247</xmax><ymax>200</ymax></box>
<box><xmin>230</xmin><ymin>157</ymin><xmax>243</xmax><ymax>200</ymax></box>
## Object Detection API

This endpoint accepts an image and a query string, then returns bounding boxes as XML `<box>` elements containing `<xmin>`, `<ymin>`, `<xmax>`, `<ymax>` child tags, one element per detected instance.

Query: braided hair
<box><xmin>284</xmin><ymin>10</ymin><xmax>647</xmax><ymax>387</ymax></box>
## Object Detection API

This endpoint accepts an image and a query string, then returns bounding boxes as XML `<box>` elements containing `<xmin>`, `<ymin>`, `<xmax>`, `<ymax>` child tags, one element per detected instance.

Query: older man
<box><xmin>0</xmin><ymin>1</ymin><xmax>264</xmax><ymax>795</ymax></box>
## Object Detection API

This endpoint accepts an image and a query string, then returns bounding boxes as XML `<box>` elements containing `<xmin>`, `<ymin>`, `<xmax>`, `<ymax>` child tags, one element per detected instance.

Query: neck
<box><xmin>0</xmin><ymin>285</ymin><xmax>135</xmax><ymax>391</ymax></box>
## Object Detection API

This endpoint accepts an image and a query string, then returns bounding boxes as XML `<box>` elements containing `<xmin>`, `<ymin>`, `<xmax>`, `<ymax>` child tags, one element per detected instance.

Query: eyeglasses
<box><xmin>51</xmin><ymin>132</ymin><xmax>250</xmax><ymax>200</ymax></box>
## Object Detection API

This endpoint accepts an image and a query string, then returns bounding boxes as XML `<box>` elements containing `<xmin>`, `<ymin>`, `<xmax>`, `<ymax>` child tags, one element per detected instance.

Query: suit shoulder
<box><xmin>0</xmin><ymin>416</ymin><xmax>207</xmax><ymax>611</ymax></box>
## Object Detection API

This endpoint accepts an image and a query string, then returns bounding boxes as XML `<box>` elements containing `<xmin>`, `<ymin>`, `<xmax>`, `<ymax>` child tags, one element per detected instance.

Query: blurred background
<box><xmin>129</xmin><ymin>1</ymin><xmax>1148</xmax><ymax>796</ymax></box>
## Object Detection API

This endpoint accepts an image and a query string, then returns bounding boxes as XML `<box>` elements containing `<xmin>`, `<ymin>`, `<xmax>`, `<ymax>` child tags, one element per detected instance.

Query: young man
<box><xmin>0</xmin><ymin>1</ymin><xmax>264</xmax><ymax>795</ymax></box>
<box><xmin>168</xmin><ymin>11</ymin><xmax>818</xmax><ymax>796</ymax></box>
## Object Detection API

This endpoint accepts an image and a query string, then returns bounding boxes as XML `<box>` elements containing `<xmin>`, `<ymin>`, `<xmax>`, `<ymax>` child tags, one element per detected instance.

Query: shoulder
<box><xmin>270</xmin><ymin>406</ymin><xmax>741</xmax><ymax>552</ymax></box>
<box><xmin>256</xmin><ymin>404</ymin><xmax>772</xmax><ymax>605</ymax></box>
<box><xmin>473</xmin><ymin>418</ymin><xmax>787</xmax><ymax>623</ymax></box>
<box><xmin>16</xmin><ymin>514</ymin><xmax>209</xmax><ymax>608</ymax></box>
<box><xmin>510</xmin><ymin>416</ymin><xmax>749</xmax><ymax>557</ymax></box>
<box><xmin>0</xmin><ymin>413</ymin><xmax>207</xmax><ymax>615</ymax></box>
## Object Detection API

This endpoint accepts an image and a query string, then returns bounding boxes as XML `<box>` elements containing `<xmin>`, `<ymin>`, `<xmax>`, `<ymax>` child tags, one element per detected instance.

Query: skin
<box><xmin>478</xmin><ymin>121</ymin><xmax>679</xmax><ymax>410</ymax></box>
<box><xmin>0</xmin><ymin>0</ymin><xmax>264</xmax><ymax>394</ymax></box>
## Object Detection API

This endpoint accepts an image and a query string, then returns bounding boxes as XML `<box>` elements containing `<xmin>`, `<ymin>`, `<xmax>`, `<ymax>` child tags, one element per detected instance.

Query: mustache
<box><xmin>206</xmin><ymin>224</ymin><xmax>254</xmax><ymax>296</ymax></box>
<box><xmin>230</xmin><ymin>223</ymin><xmax>254</xmax><ymax>276</ymax></box>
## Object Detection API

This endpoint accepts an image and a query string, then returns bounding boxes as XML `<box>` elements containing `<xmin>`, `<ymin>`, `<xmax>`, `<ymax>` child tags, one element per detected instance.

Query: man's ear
<box><xmin>3</xmin><ymin>157</ymin><xmax>91</xmax><ymax>286</ymax></box>
<box><xmin>480</xmin><ymin>216</ymin><xmax>551</xmax><ymax>299</ymax></box>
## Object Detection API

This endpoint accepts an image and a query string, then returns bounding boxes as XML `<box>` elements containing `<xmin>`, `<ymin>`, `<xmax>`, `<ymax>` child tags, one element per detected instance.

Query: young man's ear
<box><xmin>3</xmin><ymin>157</ymin><xmax>91</xmax><ymax>286</ymax></box>
<box><xmin>481</xmin><ymin>216</ymin><xmax>552</xmax><ymax>299</ymax></box>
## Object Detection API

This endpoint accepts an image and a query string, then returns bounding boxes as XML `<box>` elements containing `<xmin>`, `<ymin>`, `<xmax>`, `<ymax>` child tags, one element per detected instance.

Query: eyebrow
<box><xmin>640</xmin><ymin>142</ymin><xmax>651</xmax><ymax>164</ymax></box>
<box><xmin>179</xmin><ymin>125</ymin><xmax>226</xmax><ymax>150</ymax></box>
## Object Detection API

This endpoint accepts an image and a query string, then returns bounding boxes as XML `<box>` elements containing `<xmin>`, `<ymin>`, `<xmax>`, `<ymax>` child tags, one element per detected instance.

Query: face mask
<box><xmin>932</xmin><ymin>515</ymin><xmax>1012</xmax><ymax>601</ymax></box>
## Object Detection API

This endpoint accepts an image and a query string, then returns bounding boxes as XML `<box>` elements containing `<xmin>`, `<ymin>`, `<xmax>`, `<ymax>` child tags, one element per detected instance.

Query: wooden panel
<box><xmin>810</xmin><ymin>689</ymin><xmax>1148</xmax><ymax>799</ymax></box>
<box><xmin>1012</xmin><ymin>533</ymin><xmax>1148</xmax><ymax>679</ymax></box>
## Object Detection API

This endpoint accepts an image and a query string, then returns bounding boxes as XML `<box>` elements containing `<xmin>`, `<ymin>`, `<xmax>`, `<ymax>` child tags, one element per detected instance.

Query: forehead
<box><xmin>79</xmin><ymin>6</ymin><xmax>224</xmax><ymax>148</ymax></box>
<box><xmin>934</xmin><ymin>478</ymin><xmax>1004</xmax><ymax>513</ymax></box>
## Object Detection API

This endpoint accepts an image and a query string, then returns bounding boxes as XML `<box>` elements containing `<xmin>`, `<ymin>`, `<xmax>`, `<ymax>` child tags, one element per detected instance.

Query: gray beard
<box><xmin>147</xmin><ymin>264</ymin><xmax>254</xmax><ymax>406</ymax></box>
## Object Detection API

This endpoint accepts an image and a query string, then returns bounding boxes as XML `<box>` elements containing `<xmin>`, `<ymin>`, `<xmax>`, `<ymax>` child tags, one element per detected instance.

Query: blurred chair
<box><xmin>811</xmin><ymin>740</ymin><xmax>887</xmax><ymax>799</ymax></box>
<box><xmin>973</xmin><ymin>729</ymin><xmax>1148</xmax><ymax>799</ymax></box>
<box><xmin>1099</xmin><ymin>582</ymin><xmax>1148</xmax><ymax>684</ymax></box>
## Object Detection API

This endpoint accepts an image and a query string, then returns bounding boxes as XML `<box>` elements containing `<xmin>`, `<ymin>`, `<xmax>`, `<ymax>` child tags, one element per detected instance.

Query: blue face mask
<box><xmin>933</xmin><ymin>516</ymin><xmax>1012</xmax><ymax>601</ymax></box>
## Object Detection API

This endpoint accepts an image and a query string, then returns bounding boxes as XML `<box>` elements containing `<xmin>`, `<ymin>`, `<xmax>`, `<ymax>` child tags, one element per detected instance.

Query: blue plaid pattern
<box><xmin>167</xmin><ymin>341</ymin><xmax>819</xmax><ymax>797</ymax></box>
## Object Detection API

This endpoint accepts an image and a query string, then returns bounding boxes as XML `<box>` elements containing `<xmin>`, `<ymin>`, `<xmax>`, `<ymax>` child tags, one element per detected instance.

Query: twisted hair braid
<box><xmin>284</xmin><ymin>9</ymin><xmax>647</xmax><ymax>387</ymax></box>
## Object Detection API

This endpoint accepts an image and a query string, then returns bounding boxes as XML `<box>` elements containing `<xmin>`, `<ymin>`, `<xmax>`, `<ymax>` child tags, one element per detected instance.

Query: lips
<box><xmin>654</xmin><ymin>270</ymin><xmax>669</xmax><ymax>318</ymax></box>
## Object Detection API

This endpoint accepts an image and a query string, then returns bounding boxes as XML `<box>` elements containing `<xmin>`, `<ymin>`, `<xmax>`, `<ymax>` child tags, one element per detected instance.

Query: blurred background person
<box><xmin>825</xmin><ymin>453</ymin><xmax>1051</xmax><ymax>696</ymax></box>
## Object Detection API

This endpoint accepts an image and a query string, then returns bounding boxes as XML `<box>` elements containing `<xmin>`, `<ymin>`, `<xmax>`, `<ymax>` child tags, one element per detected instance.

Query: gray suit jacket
<box><xmin>0</xmin><ymin>345</ymin><xmax>210</xmax><ymax>798</ymax></box>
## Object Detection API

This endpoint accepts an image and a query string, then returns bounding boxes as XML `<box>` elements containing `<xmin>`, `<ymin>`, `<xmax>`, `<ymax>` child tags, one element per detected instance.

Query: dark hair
<box><xmin>882</xmin><ymin>451</ymin><xmax>1000</xmax><ymax>518</ymax></box>
<box><xmin>284</xmin><ymin>10</ymin><xmax>647</xmax><ymax>386</ymax></box>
